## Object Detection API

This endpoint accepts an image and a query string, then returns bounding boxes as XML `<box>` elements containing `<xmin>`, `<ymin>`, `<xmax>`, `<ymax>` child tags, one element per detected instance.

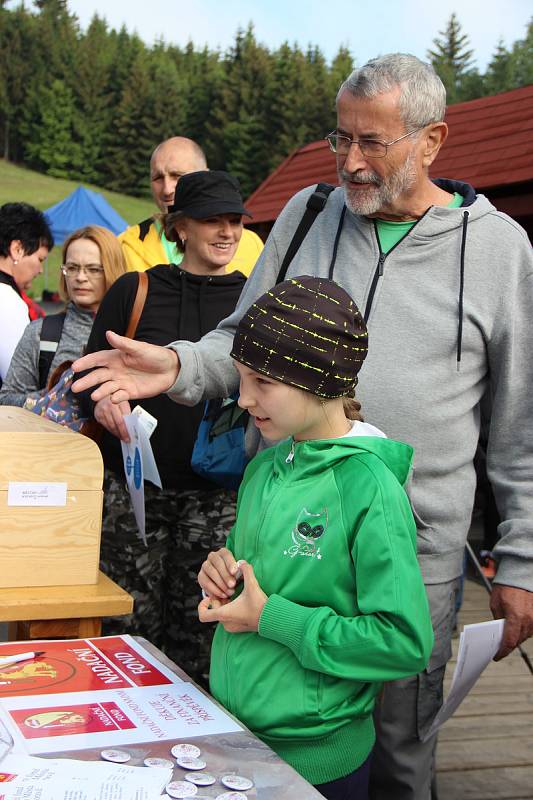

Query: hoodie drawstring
<box><xmin>456</xmin><ymin>210</ymin><xmax>470</xmax><ymax>370</ymax></box>
<box><xmin>328</xmin><ymin>205</ymin><xmax>347</xmax><ymax>279</ymax></box>
<box><xmin>198</xmin><ymin>279</ymin><xmax>207</xmax><ymax>337</ymax></box>
<box><xmin>178</xmin><ymin>271</ymin><xmax>187</xmax><ymax>339</ymax></box>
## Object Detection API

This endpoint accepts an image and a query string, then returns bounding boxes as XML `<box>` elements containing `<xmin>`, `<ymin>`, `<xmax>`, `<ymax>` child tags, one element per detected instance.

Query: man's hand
<box><xmin>71</xmin><ymin>331</ymin><xmax>180</xmax><ymax>404</ymax></box>
<box><xmin>198</xmin><ymin>548</ymin><xmax>242</xmax><ymax>600</ymax></box>
<box><xmin>94</xmin><ymin>397</ymin><xmax>131</xmax><ymax>442</ymax></box>
<box><xmin>491</xmin><ymin>584</ymin><xmax>533</xmax><ymax>660</ymax></box>
<box><xmin>198</xmin><ymin>562</ymin><xmax>267</xmax><ymax>633</ymax></box>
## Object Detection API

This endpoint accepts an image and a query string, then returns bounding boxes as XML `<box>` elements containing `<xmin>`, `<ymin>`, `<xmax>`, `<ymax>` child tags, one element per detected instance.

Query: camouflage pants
<box><xmin>100</xmin><ymin>470</ymin><xmax>236</xmax><ymax>687</ymax></box>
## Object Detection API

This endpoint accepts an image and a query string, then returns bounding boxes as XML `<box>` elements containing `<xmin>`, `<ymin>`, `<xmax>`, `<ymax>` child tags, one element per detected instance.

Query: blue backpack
<box><xmin>191</xmin><ymin>395</ymin><xmax>249</xmax><ymax>490</ymax></box>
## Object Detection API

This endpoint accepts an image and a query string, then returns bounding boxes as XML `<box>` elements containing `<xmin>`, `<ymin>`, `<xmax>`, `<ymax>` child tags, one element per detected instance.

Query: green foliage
<box><xmin>2</xmin><ymin>2</ymin><xmax>531</xmax><ymax>199</ymax></box>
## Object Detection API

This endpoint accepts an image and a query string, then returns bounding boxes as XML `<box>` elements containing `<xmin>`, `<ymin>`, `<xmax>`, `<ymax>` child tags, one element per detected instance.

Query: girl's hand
<box><xmin>198</xmin><ymin>562</ymin><xmax>267</xmax><ymax>633</ymax></box>
<box><xmin>198</xmin><ymin>548</ymin><xmax>242</xmax><ymax>600</ymax></box>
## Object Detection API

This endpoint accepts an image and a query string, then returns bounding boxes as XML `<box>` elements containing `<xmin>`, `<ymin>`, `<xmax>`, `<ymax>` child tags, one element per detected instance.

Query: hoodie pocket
<box><xmin>410</xmin><ymin>503</ymin><xmax>433</xmax><ymax>532</ymax></box>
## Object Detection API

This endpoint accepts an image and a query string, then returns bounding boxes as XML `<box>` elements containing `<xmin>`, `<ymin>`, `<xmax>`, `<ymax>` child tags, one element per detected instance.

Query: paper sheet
<box><xmin>0</xmin><ymin>753</ymin><xmax>171</xmax><ymax>800</ymax></box>
<box><xmin>120</xmin><ymin>415</ymin><xmax>162</xmax><ymax>544</ymax></box>
<box><xmin>422</xmin><ymin>618</ymin><xmax>505</xmax><ymax>741</ymax></box>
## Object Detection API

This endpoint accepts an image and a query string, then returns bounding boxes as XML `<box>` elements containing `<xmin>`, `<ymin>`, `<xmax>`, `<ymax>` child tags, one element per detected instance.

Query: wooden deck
<box><xmin>436</xmin><ymin>579</ymin><xmax>533</xmax><ymax>799</ymax></box>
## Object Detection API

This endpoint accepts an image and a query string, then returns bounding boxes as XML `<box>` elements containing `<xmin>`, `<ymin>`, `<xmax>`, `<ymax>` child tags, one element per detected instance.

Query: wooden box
<box><xmin>0</xmin><ymin>407</ymin><xmax>103</xmax><ymax>588</ymax></box>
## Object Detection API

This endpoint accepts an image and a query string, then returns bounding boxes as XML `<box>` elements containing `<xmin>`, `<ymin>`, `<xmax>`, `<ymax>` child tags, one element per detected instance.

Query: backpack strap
<box><xmin>125</xmin><ymin>271</ymin><xmax>148</xmax><ymax>339</ymax></box>
<box><xmin>275</xmin><ymin>183</ymin><xmax>336</xmax><ymax>284</ymax></box>
<box><xmin>38</xmin><ymin>312</ymin><xmax>66</xmax><ymax>389</ymax></box>
<box><xmin>138</xmin><ymin>218</ymin><xmax>153</xmax><ymax>242</ymax></box>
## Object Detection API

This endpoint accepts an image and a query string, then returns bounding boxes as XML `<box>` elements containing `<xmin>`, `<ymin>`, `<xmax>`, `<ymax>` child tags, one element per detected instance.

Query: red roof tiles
<box><xmin>246</xmin><ymin>85</ymin><xmax>533</xmax><ymax>223</ymax></box>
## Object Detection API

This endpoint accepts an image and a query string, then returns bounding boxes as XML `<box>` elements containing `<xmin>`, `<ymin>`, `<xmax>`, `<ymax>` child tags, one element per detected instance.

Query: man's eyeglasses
<box><xmin>325</xmin><ymin>128</ymin><xmax>423</xmax><ymax>158</ymax></box>
<box><xmin>61</xmin><ymin>263</ymin><xmax>105</xmax><ymax>278</ymax></box>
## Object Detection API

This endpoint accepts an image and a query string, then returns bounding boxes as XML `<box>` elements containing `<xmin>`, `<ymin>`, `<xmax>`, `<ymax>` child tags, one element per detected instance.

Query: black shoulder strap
<box><xmin>38</xmin><ymin>312</ymin><xmax>66</xmax><ymax>389</ymax></box>
<box><xmin>275</xmin><ymin>183</ymin><xmax>335</xmax><ymax>284</ymax></box>
<box><xmin>138</xmin><ymin>218</ymin><xmax>153</xmax><ymax>242</ymax></box>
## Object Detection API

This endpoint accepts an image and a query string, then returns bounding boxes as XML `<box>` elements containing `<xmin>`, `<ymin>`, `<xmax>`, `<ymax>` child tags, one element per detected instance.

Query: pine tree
<box><xmin>144</xmin><ymin>43</ymin><xmax>188</xmax><ymax>145</ymax></box>
<box><xmin>484</xmin><ymin>40</ymin><xmax>515</xmax><ymax>95</ymax></box>
<box><xmin>106</xmin><ymin>51</ymin><xmax>154</xmax><ymax>196</ymax></box>
<box><xmin>71</xmin><ymin>14</ymin><xmax>115</xmax><ymax>183</ymax></box>
<box><xmin>428</xmin><ymin>14</ymin><xmax>480</xmax><ymax>103</ymax></box>
<box><xmin>22</xmin><ymin>79</ymin><xmax>82</xmax><ymax>178</ymax></box>
<box><xmin>206</xmin><ymin>24</ymin><xmax>272</xmax><ymax>191</ymax></box>
<box><xmin>329</xmin><ymin>46</ymin><xmax>354</xmax><ymax>98</ymax></box>
<box><xmin>0</xmin><ymin>7</ymin><xmax>40</xmax><ymax>161</ymax></box>
<box><xmin>511</xmin><ymin>17</ymin><xmax>533</xmax><ymax>87</ymax></box>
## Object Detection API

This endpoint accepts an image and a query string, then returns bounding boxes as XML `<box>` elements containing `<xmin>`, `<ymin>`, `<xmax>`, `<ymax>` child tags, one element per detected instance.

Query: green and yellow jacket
<box><xmin>210</xmin><ymin>434</ymin><xmax>433</xmax><ymax>785</ymax></box>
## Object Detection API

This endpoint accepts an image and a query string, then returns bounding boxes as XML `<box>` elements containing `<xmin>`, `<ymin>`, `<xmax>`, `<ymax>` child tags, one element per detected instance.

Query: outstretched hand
<box><xmin>71</xmin><ymin>331</ymin><xmax>180</xmax><ymax>404</ymax></box>
<box><xmin>491</xmin><ymin>584</ymin><xmax>533</xmax><ymax>660</ymax></box>
<box><xmin>198</xmin><ymin>562</ymin><xmax>267</xmax><ymax>633</ymax></box>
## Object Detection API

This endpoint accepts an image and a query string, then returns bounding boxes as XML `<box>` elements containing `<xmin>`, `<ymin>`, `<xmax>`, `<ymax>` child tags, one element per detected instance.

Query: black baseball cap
<box><xmin>169</xmin><ymin>170</ymin><xmax>252</xmax><ymax>218</ymax></box>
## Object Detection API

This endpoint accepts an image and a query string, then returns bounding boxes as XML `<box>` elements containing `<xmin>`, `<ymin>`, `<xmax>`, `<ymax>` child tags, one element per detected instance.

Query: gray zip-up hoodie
<box><xmin>167</xmin><ymin>179</ymin><xmax>533</xmax><ymax>591</ymax></box>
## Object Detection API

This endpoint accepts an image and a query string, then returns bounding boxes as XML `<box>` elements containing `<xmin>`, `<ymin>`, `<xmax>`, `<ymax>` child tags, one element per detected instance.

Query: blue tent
<box><xmin>44</xmin><ymin>186</ymin><xmax>128</xmax><ymax>244</ymax></box>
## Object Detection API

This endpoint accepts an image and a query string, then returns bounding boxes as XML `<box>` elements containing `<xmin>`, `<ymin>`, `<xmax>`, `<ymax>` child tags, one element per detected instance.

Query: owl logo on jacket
<box><xmin>284</xmin><ymin>507</ymin><xmax>328</xmax><ymax>559</ymax></box>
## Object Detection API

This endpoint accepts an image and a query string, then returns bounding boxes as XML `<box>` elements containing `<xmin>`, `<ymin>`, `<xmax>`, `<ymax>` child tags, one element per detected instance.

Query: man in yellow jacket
<box><xmin>119</xmin><ymin>136</ymin><xmax>263</xmax><ymax>277</ymax></box>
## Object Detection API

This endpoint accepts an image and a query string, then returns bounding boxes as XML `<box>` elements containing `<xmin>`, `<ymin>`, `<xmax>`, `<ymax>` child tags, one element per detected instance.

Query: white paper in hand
<box><xmin>120</xmin><ymin>415</ymin><xmax>162</xmax><ymax>545</ymax></box>
<box><xmin>422</xmin><ymin>618</ymin><xmax>505</xmax><ymax>741</ymax></box>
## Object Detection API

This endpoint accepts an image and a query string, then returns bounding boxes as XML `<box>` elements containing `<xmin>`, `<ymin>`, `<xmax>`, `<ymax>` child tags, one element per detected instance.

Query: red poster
<box><xmin>0</xmin><ymin>636</ymin><xmax>173</xmax><ymax>697</ymax></box>
<box><xmin>93</xmin><ymin>638</ymin><xmax>173</xmax><ymax>687</ymax></box>
<box><xmin>9</xmin><ymin>701</ymin><xmax>136</xmax><ymax>740</ymax></box>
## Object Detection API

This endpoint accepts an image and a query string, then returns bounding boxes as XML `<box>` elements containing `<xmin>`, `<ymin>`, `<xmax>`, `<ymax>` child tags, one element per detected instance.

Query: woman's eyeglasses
<box><xmin>61</xmin><ymin>263</ymin><xmax>104</xmax><ymax>278</ymax></box>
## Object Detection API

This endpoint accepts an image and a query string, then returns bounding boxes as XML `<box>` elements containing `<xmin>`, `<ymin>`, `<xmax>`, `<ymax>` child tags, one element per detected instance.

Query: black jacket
<box><xmin>80</xmin><ymin>265</ymin><xmax>246</xmax><ymax>488</ymax></box>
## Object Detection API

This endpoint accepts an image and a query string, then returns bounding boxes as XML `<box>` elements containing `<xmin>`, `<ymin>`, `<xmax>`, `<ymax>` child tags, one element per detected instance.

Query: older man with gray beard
<box><xmin>73</xmin><ymin>53</ymin><xmax>533</xmax><ymax>800</ymax></box>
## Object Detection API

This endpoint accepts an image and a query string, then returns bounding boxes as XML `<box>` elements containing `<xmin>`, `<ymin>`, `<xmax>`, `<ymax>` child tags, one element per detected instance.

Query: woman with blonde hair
<box><xmin>0</xmin><ymin>225</ymin><xmax>126</xmax><ymax>407</ymax></box>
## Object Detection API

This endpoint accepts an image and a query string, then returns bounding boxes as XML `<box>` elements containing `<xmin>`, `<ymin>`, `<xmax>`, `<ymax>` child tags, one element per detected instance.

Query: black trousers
<box><xmin>315</xmin><ymin>754</ymin><xmax>371</xmax><ymax>800</ymax></box>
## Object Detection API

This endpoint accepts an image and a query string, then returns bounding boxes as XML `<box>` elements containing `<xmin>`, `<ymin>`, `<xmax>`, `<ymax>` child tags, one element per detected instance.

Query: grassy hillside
<box><xmin>0</xmin><ymin>160</ymin><xmax>155</xmax><ymax>297</ymax></box>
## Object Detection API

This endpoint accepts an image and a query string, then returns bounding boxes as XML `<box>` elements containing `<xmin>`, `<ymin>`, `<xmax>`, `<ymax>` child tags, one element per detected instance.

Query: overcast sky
<box><xmin>34</xmin><ymin>0</ymin><xmax>531</xmax><ymax>71</ymax></box>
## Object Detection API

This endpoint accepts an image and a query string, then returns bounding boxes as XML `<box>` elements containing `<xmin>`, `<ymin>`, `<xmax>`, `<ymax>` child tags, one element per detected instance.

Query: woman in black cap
<box><xmin>78</xmin><ymin>170</ymin><xmax>251</xmax><ymax>685</ymax></box>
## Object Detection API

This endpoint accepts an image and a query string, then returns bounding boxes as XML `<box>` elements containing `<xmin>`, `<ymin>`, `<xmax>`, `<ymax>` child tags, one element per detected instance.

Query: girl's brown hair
<box><xmin>59</xmin><ymin>226</ymin><xmax>127</xmax><ymax>301</ymax></box>
<box><xmin>342</xmin><ymin>390</ymin><xmax>364</xmax><ymax>422</ymax></box>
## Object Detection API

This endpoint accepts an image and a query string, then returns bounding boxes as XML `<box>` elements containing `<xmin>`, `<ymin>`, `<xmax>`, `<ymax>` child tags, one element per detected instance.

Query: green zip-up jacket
<box><xmin>210</xmin><ymin>434</ymin><xmax>434</xmax><ymax>785</ymax></box>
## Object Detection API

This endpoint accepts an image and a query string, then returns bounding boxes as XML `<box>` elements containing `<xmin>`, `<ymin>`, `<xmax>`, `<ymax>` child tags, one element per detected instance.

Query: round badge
<box><xmin>221</xmin><ymin>775</ymin><xmax>254</xmax><ymax>791</ymax></box>
<box><xmin>144</xmin><ymin>757</ymin><xmax>174</xmax><ymax>768</ymax></box>
<box><xmin>176</xmin><ymin>756</ymin><xmax>206</xmax><ymax>771</ymax></box>
<box><xmin>171</xmin><ymin>743</ymin><xmax>201</xmax><ymax>759</ymax></box>
<box><xmin>185</xmin><ymin>772</ymin><xmax>216</xmax><ymax>786</ymax></box>
<box><xmin>215</xmin><ymin>793</ymin><xmax>248</xmax><ymax>800</ymax></box>
<box><xmin>100</xmin><ymin>749</ymin><xmax>131</xmax><ymax>764</ymax></box>
<box><xmin>165</xmin><ymin>781</ymin><xmax>198</xmax><ymax>798</ymax></box>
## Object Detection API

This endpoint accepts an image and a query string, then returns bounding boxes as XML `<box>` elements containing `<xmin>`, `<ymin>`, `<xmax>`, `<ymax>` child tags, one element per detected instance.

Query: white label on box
<box><xmin>7</xmin><ymin>482</ymin><xmax>67</xmax><ymax>507</ymax></box>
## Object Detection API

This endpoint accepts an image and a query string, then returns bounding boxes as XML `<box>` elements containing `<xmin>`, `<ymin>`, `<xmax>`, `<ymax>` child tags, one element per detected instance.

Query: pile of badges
<box><xmin>100</xmin><ymin>743</ymin><xmax>255</xmax><ymax>799</ymax></box>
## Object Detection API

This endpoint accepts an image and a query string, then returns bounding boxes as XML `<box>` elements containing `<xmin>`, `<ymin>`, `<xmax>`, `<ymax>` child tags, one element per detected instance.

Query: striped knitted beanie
<box><xmin>231</xmin><ymin>276</ymin><xmax>368</xmax><ymax>398</ymax></box>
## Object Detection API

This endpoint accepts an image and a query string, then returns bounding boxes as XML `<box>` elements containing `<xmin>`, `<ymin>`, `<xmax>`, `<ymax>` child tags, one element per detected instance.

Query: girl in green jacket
<box><xmin>198</xmin><ymin>276</ymin><xmax>433</xmax><ymax>800</ymax></box>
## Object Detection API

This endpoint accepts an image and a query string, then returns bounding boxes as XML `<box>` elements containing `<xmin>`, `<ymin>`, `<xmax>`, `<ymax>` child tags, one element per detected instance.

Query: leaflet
<box><xmin>120</xmin><ymin>414</ymin><xmax>162</xmax><ymax>545</ymax></box>
<box><xmin>0</xmin><ymin>753</ymin><xmax>171</xmax><ymax>800</ymax></box>
<box><xmin>0</xmin><ymin>684</ymin><xmax>242</xmax><ymax>754</ymax></box>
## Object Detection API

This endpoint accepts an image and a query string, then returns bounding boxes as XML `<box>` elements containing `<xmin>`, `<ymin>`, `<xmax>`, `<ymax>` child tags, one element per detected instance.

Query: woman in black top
<box><xmin>81</xmin><ymin>172</ymin><xmax>253</xmax><ymax>685</ymax></box>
